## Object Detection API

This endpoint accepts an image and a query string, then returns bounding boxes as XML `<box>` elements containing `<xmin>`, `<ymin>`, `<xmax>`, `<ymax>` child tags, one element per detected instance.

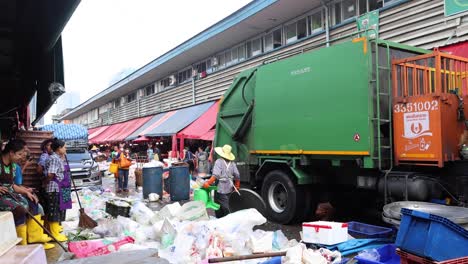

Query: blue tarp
<box><xmin>40</xmin><ymin>124</ymin><xmax>88</xmax><ymax>141</ymax></box>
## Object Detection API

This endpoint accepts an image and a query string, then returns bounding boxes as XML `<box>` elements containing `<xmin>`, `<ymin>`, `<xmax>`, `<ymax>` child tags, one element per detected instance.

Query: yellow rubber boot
<box><xmin>42</xmin><ymin>242</ymin><xmax>56</xmax><ymax>250</ymax></box>
<box><xmin>15</xmin><ymin>225</ymin><xmax>27</xmax><ymax>245</ymax></box>
<box><xmin>27</xmin><ymin>215</ymin><xmax>52</xmax><ymax>243</ymax></box>
<box><xmin>26</xmin><ymin>215</ymin><xmax>55</xmax><ymax>250</ymax></box>
<box><xmin>40</xmin><ymin>219</ymin><xmax>53</xmax><ymax>240</ymax></box>
<box><xmin>49</xmin><ymin>222</ymin><xmax>68</xmax><ymax>242</ymax></box>
<box><xmin>39</xmin><ymin>219</ymin><xmax>56</xmax><ymax>249</ymax></box>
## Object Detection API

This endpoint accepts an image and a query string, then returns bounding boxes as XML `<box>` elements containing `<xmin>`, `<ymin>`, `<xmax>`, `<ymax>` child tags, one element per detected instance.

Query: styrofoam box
<box><xmin>0</xmin><ymin>212</ymin><xmax>22</xmax><ymax>257</ymax></box>
<box><xmin>302</xmin><ymin>221</ymin><xmax>348</xmax><ymax>245</ymax></box>
<box><xmin>0</xmin><ymin>245</ymin><xmax>46</xmax><ymax>264</ymax></box>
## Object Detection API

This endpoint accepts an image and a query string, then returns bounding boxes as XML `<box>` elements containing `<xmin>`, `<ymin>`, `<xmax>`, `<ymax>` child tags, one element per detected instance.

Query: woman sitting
<box><xmin>0</xmin><ymin>139</ymin><xmax>54</xmax><ymax>249</ymax></box>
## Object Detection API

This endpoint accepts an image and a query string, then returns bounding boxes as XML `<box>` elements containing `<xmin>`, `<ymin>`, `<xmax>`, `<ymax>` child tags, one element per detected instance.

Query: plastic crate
<box><xmin>105</xmin><ymin>201</ymin><xmax>130</xmax><ymax>218</ymax></box>
<box><xmin>348</xmin><ymin>222</ymin><xmax>393</xmax><ymax>238</ymax></box>
<box><xmin>397</xmin><ymin>249</ymin><xmax>468</xmax><ymax>264</ymax></box>
<box><xmin>395</xmin><ymin>208</ymin><xmax>468</xmax><ymax>261</ymax></box>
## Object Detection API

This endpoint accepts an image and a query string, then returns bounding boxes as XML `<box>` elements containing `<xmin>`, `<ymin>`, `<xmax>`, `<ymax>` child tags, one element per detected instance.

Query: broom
<box><xmin>65</xmin><ymin>155</ymin><xmax>98</xmax><ymax>229</ymax></box>
<box><xmin>7</xmin><ymin>191</ymin><xmax>68</xmax><ymax>252</ymax></box>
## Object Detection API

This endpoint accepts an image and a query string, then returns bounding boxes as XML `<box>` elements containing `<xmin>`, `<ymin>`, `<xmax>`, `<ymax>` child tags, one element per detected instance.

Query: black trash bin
<box><xmin>142</xmin><ymin>167</ymin><xmax>163</xmax><ymax>199</ymax></box>
<box><xmin>169</xmin><ymin>164</ymin><xmax>190</xmax><ymax>201</ymax></box>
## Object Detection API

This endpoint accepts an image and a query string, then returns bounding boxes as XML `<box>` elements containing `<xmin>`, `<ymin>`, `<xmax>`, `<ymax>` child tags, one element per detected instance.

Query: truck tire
<box><xmin>261</xmin><ymin>170</ymin><xmax>305</xmax><ymax>224</ymax></box>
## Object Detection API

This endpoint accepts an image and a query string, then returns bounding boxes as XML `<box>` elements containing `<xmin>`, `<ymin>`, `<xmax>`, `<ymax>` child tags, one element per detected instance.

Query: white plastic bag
<box><xmin>272</xmin><ymin>230</ymin><xmax>289</xmax><ymax>251</ymax></box>
<box><xmin>160</xmin><ymin>218</ymin><xmax>177</xmax><ymax>249</ymax></box>
<box><xmin>283</xmin><ymin>243</ymin><xmax>305</xmax><ymax>264</ymax></box>
<box><xmin>176</xmin><ymin>201</ymin><xmax>209</xmax><ymax>221</ymax></box>
<box><xmin>159</xmin><ymin>202</ymin><xmax>182</xmax><ymax>219</ymax></box>
<box><xmin>148</xmin><ymin>193</ymin><xmax>160</xmax><ymax>202</ymax></box>
<box><xmin>357</xmin><ymin>248</ymin><xmax>380</xmax><ymax>262</ymax></box>
<box><xmin>171</xmin><ymin>233</ymin><xmax>196</xmax><ymax>264</ymax></box>
<box><xmin>303</xmin><ymin>248</ymin><xmax>328</xmax><ymax>264</ymax></box>
<box><xmin>212</xmin><ymin>209</ymin><xmax>267</xmax><ymax>233</ymax></box>
<box><xmin>248</xmin><ymin>230</ymin><xmax>273</xmax><ymax>253</ymax></box>
<box><xmin>130</xmin><ymin>201</ymin><xmax>155</xmax><ymax>225</ymax></box>
<box><xmin>93</xmin><ymin>218</ymin><xmax>122</xmax><ymax>238</ymax></box>
<box><xmin>117</xmin><ymin>216</ymin><xmax>141</xmax><ymax>237</ymax></box>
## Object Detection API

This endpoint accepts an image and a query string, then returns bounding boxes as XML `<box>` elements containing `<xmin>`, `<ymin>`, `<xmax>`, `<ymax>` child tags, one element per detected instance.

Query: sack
<box><xmin>120</xmin><ymin>155</ymin><xmax>132</xmax><ymax>168</ymax></box>
<box><xmin>109</xmin><ymin>163</ymin><xmax>119</xmax><ymax>174</ymax></box>
<box><xmin>135</xmin><ymin>168</ymin><xmax>143</xmax><ymax>187</ymax></box>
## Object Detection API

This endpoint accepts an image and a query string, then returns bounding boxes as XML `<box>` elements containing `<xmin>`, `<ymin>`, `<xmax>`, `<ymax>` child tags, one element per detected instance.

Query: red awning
<box><xmin>88</xmin><ymin>126</ymin><xmax>109</xmax><ymax>143</ymax></box>
<box><xmin>177</xmin><ymin>101</ymin><xmax>219</xmax><ymax>140</ymax></box>
<box><xmin>91</xmin><ymin>116</ymin><xmax>152</xmax><ymax>143</ymax></box>
<box><xmin>441</xmin><ymin>41</ymin><xmax>468</xmax><ymax>58</ymax></box>
<box><xmin>199</xmin><ymin>129</ymin><xmax>215</xmax><ymax>141</ymax></box>
<box><xmin>133</xmin><ymin>136</ymin><xmax>151</xmax><ymax>143</ymax></box>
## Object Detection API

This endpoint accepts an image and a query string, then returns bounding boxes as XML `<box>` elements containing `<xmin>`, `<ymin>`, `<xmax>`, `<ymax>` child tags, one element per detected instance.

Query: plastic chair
<box><xmin>194</xmin><ymin>186</ymin><xmax>220</xmax><ymax>210</ymax></box>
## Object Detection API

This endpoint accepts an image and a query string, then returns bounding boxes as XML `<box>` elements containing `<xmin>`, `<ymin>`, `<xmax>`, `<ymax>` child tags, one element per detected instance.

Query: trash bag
<box><xmin>176</xmin><ymin>201</ymin><xmax>209</xmax><ymax>221</ymax></box>
<box><xmin>160</xmin><ymin>218</ymin><xmax>177</xmax><ymax>249</ymax></box>
<box><xmin>168</xmin><ymin>233</ymin><xmax>197</xmax><ymax>264</ymax></box>
<box><xmin>248</xmin><ymin>230</ymin><xmax>274</xmax><ymax>253</ymax></box>
<box><xmin>357</xmin><ymin>248</ymin><xmax>380</xmax><ymax>262</ymax></box>
<box><xmin>93</xmin><ymin>218</ymin><xmax>122</xmax><ymax>238</ymax></box>
<box><xmin>149</xmin><ymin>193</ymin><xmax>160</xmax><ymax>202</ymax></box>
<box><xmin>283</xmin><ymin>243</ymin><xmax>305</xmax><ymax>264</ymax></box>
<box><xmin>272</xmin><ymin>230</ymin><xmax>289</xmax><ymax>251</ymax></box>
<box><xmin>212</xmin><ymin>208</ymin><xmax>267</xmax><ymax>233</ymax></box>
<box><xmin>117</xmin><ymin>216</ymin><xmax>141</xmax><ymax>237</ymax></box>
<box><xmin>130</xmin><ymin>201</ymin><xmax>155</xmax><ymax>225</ymax></box>
<box><xmin>159</xmin><ymin>202</ymin><xmax>182</xmax><ymax>219</ymax></box>
<box><xmin>303</xmin><ymin>248</ymin><xmax>328</xmax><ymax>264</ymax></box>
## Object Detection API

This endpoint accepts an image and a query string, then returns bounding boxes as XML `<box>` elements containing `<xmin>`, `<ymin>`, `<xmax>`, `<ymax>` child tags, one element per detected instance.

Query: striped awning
<box><xmin>126</xmin><ymin>101</ymin><xmax>214</xmax><ymax>140</ymax></box>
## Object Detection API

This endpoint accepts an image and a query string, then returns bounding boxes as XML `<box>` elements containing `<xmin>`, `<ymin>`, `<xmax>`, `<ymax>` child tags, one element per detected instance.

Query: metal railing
<box><xmin>392</xmin><ymin>49</ymin><xmax>468</xmax><ymax>97</ymax></box>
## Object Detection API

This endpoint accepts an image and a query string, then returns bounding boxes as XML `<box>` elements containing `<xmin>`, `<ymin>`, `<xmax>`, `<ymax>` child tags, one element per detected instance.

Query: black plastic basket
<box><xmin>105</xmin><ymin>201</ymin><xmax>131</xmax><ymax>218</ymax></box>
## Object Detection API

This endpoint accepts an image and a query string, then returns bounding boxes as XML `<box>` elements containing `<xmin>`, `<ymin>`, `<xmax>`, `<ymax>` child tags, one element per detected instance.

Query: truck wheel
<box><xmin>261</xmin><ymin>170</ymin><xmax>304</xmax><ymax>224</ymax></box>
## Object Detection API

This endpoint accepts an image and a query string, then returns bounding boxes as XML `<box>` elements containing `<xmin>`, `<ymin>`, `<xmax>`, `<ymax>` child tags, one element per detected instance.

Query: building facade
<box><xmin>62</xmin><ymin>0</ymin><xmax>468</xmax><ymax>127</ymax></box>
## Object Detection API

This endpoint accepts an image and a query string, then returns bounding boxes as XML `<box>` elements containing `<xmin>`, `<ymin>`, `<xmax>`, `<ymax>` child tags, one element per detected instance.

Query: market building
<box><xmin>62</xmin><ymin>0</ymin><xmax>468</xmax><ymax>141</ymax></box>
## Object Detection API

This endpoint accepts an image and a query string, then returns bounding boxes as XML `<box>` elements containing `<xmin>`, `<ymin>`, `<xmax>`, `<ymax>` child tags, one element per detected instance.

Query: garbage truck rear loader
<box><xmin>215</xmin><ymin>38</ymin><xmax>468</xmax><ymax>223</ymax></box>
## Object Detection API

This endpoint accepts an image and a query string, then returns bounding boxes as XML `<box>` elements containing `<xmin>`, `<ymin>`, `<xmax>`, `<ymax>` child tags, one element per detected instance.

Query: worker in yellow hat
<box><xmin>203</xmin><ymin>144</ymin><xmax>240</xmax><ymax>218</ymax></box>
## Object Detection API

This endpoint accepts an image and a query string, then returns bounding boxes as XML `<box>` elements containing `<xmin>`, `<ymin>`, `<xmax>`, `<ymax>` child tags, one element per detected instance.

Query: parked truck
<box><xmin>215</xmin><ymin>37</ymin><xmax>468</xmax><ymax>223</ymax></box>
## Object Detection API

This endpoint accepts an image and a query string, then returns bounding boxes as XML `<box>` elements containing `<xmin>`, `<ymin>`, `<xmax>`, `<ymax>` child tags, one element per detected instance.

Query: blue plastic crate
<box><xmin>395</xmin><ymin>208</ymin><xmax>468</xmax><ymax>261</ymax></box>
<box><xmin>348</xmin><ymin>222</ymin><xmax>393</xmax><ymax>238</ymax></box>
<box><xmin>355</xmin><ymin>244</ymin><xmax>400</xmax><ymax>264</ymax></box>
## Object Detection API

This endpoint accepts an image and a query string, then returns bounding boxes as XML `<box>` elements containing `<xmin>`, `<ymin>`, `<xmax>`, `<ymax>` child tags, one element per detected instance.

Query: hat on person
<box><xmin>214</xmin><ymin>144</ymin><xmax>235</xmax><ymax>161</ymax></box>
<box><xmin>91</xmin><ymin>145</ymin><xmax>98</xmax><ymax>151</ymax></box>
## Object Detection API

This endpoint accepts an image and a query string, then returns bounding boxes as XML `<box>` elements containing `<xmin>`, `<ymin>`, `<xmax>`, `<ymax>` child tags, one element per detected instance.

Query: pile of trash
<box><xmin>61</xmin><ymin>188</ymin><xmax>296</xmax><ymax>263</ymax></box>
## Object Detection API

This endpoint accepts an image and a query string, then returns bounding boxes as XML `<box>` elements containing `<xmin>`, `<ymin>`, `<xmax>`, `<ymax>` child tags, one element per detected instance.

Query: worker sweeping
<box><xmin>203</xmin><ymin>144</ymin><xmax>240</xmax><ymax>218</ymax></box>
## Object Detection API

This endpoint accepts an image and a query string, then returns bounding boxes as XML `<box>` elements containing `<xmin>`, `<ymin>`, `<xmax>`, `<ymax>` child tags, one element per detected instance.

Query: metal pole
<box><xmin>192</xmin><ymin>76</ymin><xmax>196</xmax><ymax>105</ymax></box>
<box><xmin>321</xmin><ymin>0</ymin><xmax>330</xmax><ymax>47</ymax></box>
<box><xmin>137</xmin><ymin>99</ymin><xmax>140</xmax><ymax>117</ymax></box>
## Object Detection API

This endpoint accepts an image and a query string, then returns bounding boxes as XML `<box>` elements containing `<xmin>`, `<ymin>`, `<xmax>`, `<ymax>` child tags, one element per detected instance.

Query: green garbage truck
<box><xmin>214</xmin><ymin>37</ymin><xmax>468</xmax><ymax>223</ymax></box>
